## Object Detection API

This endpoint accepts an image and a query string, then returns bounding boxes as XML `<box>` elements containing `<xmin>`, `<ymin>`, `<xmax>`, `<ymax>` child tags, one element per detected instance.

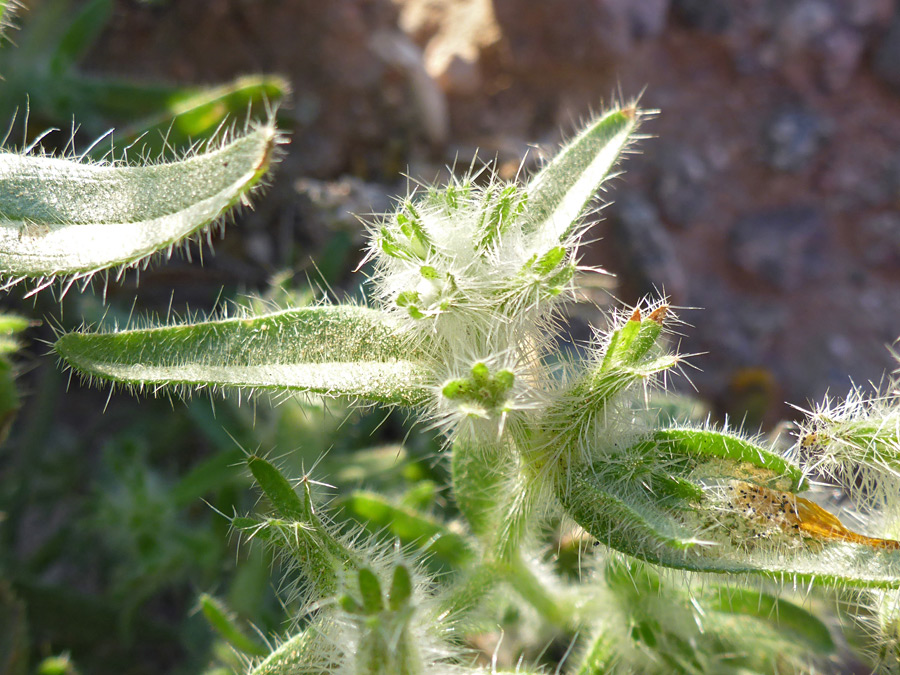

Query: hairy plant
<box><xmin>0</xmin><ymin>121</ymin><xmax>278</xmax><ymax>292</ymax></box>
<box><xmin>4</xmin><ymin>91</ymin><xmax>900</xmax><ymax>673</ymax></box>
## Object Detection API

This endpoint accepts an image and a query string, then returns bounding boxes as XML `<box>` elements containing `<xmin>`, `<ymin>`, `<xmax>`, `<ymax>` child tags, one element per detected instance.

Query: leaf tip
<box><xmin>648</xmin><ymin>304</ymin><xmax>668</xmax><ymax>325</ymax></box>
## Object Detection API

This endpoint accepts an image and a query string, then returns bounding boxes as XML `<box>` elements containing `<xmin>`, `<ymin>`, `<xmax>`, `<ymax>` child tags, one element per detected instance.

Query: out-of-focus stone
<box><xmin>856</xmin><ymin>212</ymin><xmax>900</xmax><ymax>269</ymax></box>
<box><xmin>603</xmin><ymin>0</ymin><xmax>671</xmax><ymax>39</ymax></box>
<box><xmin>763</xmin><ymin>106</ymin><xmax>831</xmax><ymax>172</ymax></box>
<box><xmin>653</xmin><ymin>145</ymin><xmax>709</xmax><ymax>229</ymax></box>
<box><xmin>776</xmin><ymin>0</ymin><xmax>837</xmax><ymax>51</ymax></box>
<box><xmin>610</xmin><ymin>192</ymin><xmax>688</xmax><ymax>301</ymax></box>
<box><xmin>874</xmin><ymin>12</ymin><xmax>900</xmax><ymax>91</ymax></box>
<box><xmin>491</xmin><ymin>0</ymin><xmax>668</xmax><ymax>70</ymax></box>
<box><xmin>753</xmin><ymin>0</ymin><xmax>867</xmax><ymax>91</ymax></box>
<box><xmin>728</xmin><ymin>206</ymin><xmax>829</xmax><ymax>290</ymax></box>
<box><xmin>671</xmin><ymin>0</ymin><xmax>732</xmax><ymax>32</ymax></box>
<box><xmin>370</xmin><ymin>30</ymin><xmax>449</xmax><ymax>147</ymax></box>
<box><xmin>836</xmin><ymin>0</ymin><xmax>895</xmax><ymax>27</ymax></box>
<box><xmin>818</xmin><ymin>26</ymin><xmax>866</xmax><ymax>90</ymax></box>
<box><xmin>295</xmin><ymin>176</ymin><xmax>393</xmax><ymax>236</ymax></box>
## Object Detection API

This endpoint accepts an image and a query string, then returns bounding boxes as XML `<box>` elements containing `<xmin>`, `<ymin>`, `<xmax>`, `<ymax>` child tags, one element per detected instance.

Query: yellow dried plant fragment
<box><xmin>729</xmin><ymin>481</ymin><xmax>900</xmax><ymax>550</ymax></box>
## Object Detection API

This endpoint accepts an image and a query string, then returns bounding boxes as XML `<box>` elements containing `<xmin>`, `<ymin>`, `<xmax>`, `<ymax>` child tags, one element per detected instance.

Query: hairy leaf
<box><xmin>0</xmin><ymin>124</ymin><xmax>276</xmax><ymax>283</ymax></box>
<box><xmin>232</xmin><ymin>514</ymin><xmax>353</xmax><ymax>598</ymax></box>
<box><xmin>560</xmin><ymin>464</ymin><xmax>704</xmax><ymax>557</ymax></box>
<box><xmin>55</xmin><ymin>306</ymin><xmax>431</xmax><ymax>405</ymax></box>
<box><xmin>524</xmin><ymin>105</ymin><xmax>639</xmax><ymax>243</ymax></box>
<box><xmin>199</xmin><ymin>593</ymin><xmax>267</xmax><ymax>657</ymax></box>
<box><xmin>590</xmin><ymin>559</ymin><xmax>835</xmax><ymax>673</ymax></box>
<box><xmin>0</xmin><ymin>0</ymin><xmax>19</xmax><ymax>44</ymax></box>
<box><xmin>249</xmin><ymin>627</ymin><xmax>335</xmax><ymax>675</ymax></box>
<box><xmin>564</xmin><ymin>460</ymin><xmax>900</xmax><ymax>588</ymax></box>
<box><xmin>248</xmin><ymin>455</ymin><xmax>308</xmax><ymax>522</ymax></box>
<box><xmin>651</xmin><ymin>427</ymin><xmax>805</xmax><ymax>491</ymax></box>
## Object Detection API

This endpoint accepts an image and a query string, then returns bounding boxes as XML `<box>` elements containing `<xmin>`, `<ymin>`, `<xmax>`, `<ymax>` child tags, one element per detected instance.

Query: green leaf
<box><xmin>0</xmin><ymin>124</ymin><xmax>277</xmax><ymax>283</ymax></box>
<box><xmin>524</xmin><ymin>105</ymin><xmax>640</xmax><ymax>242</ymax></box>
<box><xmin>398</xmin><ymin>480</ymin><xmax>436</xmax><ymax>511</ymax></box>
<box><xmin>0</xmin><ymin>0</ymin><xmax>20</xmax><ymax>44</ymax></box>
<box><xmin>55</xmin><ymin>306</ymin><xmax>432</xmax><ymax>405</ymax></box>
<box><xmin>199</xmin><ymin>593</ymin><xmax>267</xmax><ymax>657</ymax></box>
<box><xmin>0</xmin><ymin>314</ymin><xmax>28</xmax><ymax>336</ymax></box>
<box><xmin>388</xmin><ymin>565</ymin><xmax>412</xmax><ymax>610</ymax></box>
<box><xmin>232</xmin><ymin>514</ymin><xmax>355</xmax><ymax>598</ymax></box>
<box><xmin>343</xmin><ymin>491</ymin><xmax>474</xmax><ymax>567</ymax></box>
<box><xmin>85</xmin><ymin>75</ymin><xmax>291</xmax><ymax>159</ymax></box>
<box><xmin>563</xmin><ymin>459</ymin><xmax>900</xmax><ymax>588</ymax></box>
<box><xmin>600</xmin><ymin>309</ymin><xmax>656</xmax><ymax>370</ymax></box>
<box><xmin>651</xmin><ymin>427</ymin><xmax>805</xmax><ymax>491</ymax></box>
<box><xmin>546</xmin><ymin>309</ymin><xmax>675</xmax><ymax>438</ymax></box>
<box><xmin>560</xmin><ymin>429</ymin><xmax>900</xmax><ymax>588</ymax></box>
<box><xmin>48</xmin><ymin>0</ymin><xmax>111</xmax><ymax>75</ymax></box>
<box><xmin>560</xmin><ymin>464</ymin><xmax>703</xmax><ymax>557</ymax></box>
<box><xmin>593</xmin><ymin>559</ymin><xmax>834</xmax><ymax>674</ymax></box>
<box><xmin>357</xmin><ymin>568</ymin><xmax>383</xmax><ymax>614</ymax></box>
<box><xmin>249</xmin><ymin>628</ymin><xmax>334</xmax><ymax>675</ymax></box>
<box><xmin>248</xmin><ymin>455</ymin><xmax>307</xmax><ymax>521</ymax></box>
<box><xmin>701</xmin><ymin>586</ymin><xmax>834</xmax><ymax>653</ymax></box>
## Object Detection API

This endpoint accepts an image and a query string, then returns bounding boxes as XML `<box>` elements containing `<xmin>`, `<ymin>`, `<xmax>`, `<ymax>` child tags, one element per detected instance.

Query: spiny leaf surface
<box><xmin>524</xmin><ymin>106</ymin><xmax>639</xmax><ymax>243</ymax></box>
<box><xmin>55</xmin><ymin>305</ymin><xmax>431</xmax><ymax>405</ymax></box>
<box><xmin>0</xmin><ymin>124</ymin><xmax>276</xmax><ymax>281</ymax></box>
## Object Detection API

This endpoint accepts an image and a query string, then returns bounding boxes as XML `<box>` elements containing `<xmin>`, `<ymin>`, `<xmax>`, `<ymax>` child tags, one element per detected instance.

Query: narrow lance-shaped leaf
<box><xmin>85</xmin><ymin>75</ymin><xmax>291</xmax><ymax>159</ymax></box>
<box><xmin>0</xmin><ymin>124</ymin><xmax>277</xmax><ymax>283</ymax></box>
<box><xmin>48</xmin><ymin>0</ymin><xmax>111</xmax><ymax>76</ymax></box>
<box><xmin>55</xmin><ymin>306</ymin><xmax>432</xmax><ymax>406</ymax></box>
<box><xmin>235</xmin><ymin>458</ymin><xmax>359</xmax><ymax>597</ymax></box>
<box><xmin>388</xmin><ymin>565</ymin><xmax>412</xmax><ymax>610</ymax></box>
<box><xmin>560</xmin><ymin>464</ymin><xmax>704</xmax><ymax>557</ymax></box>
<box><xmin>199</xmin><ymin>593</ymin><xmax>267</xmax><ymax>657</ymax></box>
<box><xmin>248</xmin><ymin>455</ymin><xmax>308</xmax><ymax>521</ymax></box>
<box><xmin>651</xmin><ymin>427</ymin><xmax>805</xmax><ymax>491</ymax></box>
<box><xmin>357</xmin><ymin>568</ymin><xmax>383</xmax><ymax>615</ymax></box>
<box><xmin>523</xmin><ymin>105</ymin><xmax>639</xmax><ymax>243</ymax></box>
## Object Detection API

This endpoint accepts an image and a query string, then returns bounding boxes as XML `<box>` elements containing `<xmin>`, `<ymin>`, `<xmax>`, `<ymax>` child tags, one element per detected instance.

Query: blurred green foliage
<box><xmin>0</xmin><ymin>0</ymin><xmax>288</xmax><ymax>157</ymax></box>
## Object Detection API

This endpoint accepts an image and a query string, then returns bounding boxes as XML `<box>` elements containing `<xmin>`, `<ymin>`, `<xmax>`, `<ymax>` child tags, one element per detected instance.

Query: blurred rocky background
<box><xmin>81</xmin><ymin>0</ymin><xmax>900</xmax><ymax>428</ymax></box>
